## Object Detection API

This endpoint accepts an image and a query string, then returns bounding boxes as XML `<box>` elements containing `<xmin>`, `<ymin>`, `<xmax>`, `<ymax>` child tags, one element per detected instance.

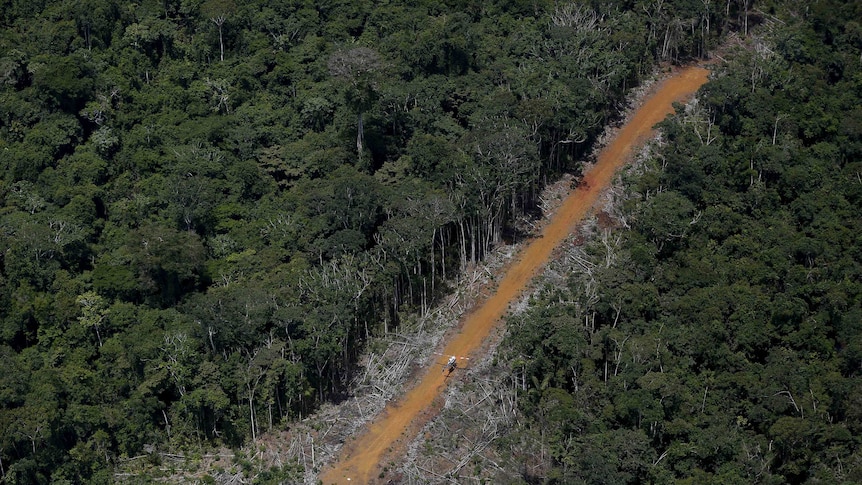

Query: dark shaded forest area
<box><xmin>0</xmin><ymin>0</ymin><xmax>842</xmax><ymax>483</ymax></box>
<box><xmin>500</xmin><ymin>1</ymin><xmax>862</xmax><ymax>483</ymax></box>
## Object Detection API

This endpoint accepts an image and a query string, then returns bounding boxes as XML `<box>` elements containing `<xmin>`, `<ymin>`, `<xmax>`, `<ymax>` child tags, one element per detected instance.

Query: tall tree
<box><xmin>328</xmin><ymin>46</ymin><xmax>383</xmax><ymax>167</ymax></box>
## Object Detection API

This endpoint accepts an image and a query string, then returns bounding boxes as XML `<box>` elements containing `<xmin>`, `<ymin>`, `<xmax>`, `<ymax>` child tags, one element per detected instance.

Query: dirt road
<box><xmin>319</xmin><ymin>65</ymin><xmax>710</xmax><ymax>484</ymax></box>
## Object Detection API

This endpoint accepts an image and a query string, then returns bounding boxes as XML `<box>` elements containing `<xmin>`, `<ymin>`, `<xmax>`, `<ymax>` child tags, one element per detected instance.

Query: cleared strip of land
<box><xmin>320</xmin><ymin>65</ymin><xmax>710</xmax><ymax>485</ymax></box>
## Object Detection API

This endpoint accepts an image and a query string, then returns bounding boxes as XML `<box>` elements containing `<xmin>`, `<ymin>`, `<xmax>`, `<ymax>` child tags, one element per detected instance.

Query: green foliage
<box><xmin>31</xmin><ymin>54</ymin><xmax>95</xmax><ymax>111</ymax></box>
<box><xmin>500</xmin><ymin>3</ymin><xmax>862</xmax><ymax>483</ymax></box>
<box><xmin>0</xmin><ymin>0</ymin><xmax>749</xmax><ymax>481</ymax></box>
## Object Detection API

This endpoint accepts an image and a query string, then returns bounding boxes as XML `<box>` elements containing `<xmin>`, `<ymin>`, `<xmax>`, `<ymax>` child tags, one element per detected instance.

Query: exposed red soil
<box><xmin>319</xmin><ymin>65</ymin><xmax>710</xmax><ymax>485</ymax></box>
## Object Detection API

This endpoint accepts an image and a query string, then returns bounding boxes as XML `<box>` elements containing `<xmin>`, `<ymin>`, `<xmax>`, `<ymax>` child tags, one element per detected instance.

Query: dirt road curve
<box><xmin>319</xmin><ymin>65</ymin><xmax>710</xmax><ymax>484</ymax></box>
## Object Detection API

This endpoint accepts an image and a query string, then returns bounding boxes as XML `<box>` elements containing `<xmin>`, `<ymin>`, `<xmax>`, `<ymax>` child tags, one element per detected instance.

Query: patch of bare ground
<box><xmin>391</xmin><ymin>152</ymin><xmax>652</xmax><ymax>484</ymax></box>
<box><xmin>282</xmin><ymin>244</ymin><xmax>522</xmax><ymax>484</ymax></box>
<box><xmin>392</xmin><ymin>72</ymin><xmax>709</xmax><ymax>484</ymax></box>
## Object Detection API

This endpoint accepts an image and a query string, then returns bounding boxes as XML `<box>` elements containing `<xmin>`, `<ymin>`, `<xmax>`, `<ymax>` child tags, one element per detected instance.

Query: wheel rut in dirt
<box><xmin>319</xmin><ymin>65</ymin><xmax>710</xmax><ymax>485</ymax></box>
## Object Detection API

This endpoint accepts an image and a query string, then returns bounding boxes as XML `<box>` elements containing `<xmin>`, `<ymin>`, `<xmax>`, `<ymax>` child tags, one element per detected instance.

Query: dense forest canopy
<box><xmin>499</xmin><ymin>1</ymin><xmax>862</xmax><ymax>483</ymax></box>
<box><xmin>0</xmin><ymin>0</ymin><xmax>844</xmax><ymax>483</ymax></box>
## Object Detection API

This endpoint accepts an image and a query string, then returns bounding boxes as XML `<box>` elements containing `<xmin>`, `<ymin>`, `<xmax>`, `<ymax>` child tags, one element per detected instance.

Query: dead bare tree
<box><xmin>551</xmin><ymin>3</ymin><xmax>604</xmax><ymax>31</ymax></box>
<box><xmin>683</xmin><ymin>98</ymin><xmax>718</xmax><ymax>145</ymax></box>
<box><xmin>202</xmin><ymin>0</ymin><xmax>236</xmax><ymax>62</ymax></box>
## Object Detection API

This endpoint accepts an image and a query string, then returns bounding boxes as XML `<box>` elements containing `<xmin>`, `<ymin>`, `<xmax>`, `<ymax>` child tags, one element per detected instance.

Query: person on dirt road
<box><xmin>444</xmin><ymin>355</ymin><xmax>457</xmax><ymax>375</ymax></box>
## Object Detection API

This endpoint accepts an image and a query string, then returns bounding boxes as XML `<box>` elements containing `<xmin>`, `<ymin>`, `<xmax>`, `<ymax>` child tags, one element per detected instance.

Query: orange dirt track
<box><xmin>319</xmin><ymin>65</ymin><xmax>710</xmax><ymax>484</ymax></box>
